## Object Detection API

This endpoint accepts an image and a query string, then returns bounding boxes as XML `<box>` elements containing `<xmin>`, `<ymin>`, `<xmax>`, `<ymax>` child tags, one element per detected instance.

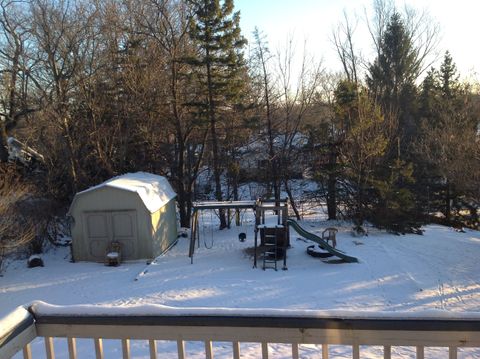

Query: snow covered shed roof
<box><xmin>74</xmin><ymin>172</ymin><xmax>176</xmax><ymax>213</ymax></box>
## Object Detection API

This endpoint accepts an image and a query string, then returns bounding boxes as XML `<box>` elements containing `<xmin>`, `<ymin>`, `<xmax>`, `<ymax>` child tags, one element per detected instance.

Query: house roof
<box><xmin>75</xmin><ymin>172</ymin><xmax>176</xmax><ymax>213</ymax></box>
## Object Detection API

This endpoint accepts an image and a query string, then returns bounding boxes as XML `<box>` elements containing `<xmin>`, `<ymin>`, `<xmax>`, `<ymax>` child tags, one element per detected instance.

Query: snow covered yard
<box><xmin>2</xmin><ymin>213</ymin><xmax>480</xmax><ymax>358</ymax></box>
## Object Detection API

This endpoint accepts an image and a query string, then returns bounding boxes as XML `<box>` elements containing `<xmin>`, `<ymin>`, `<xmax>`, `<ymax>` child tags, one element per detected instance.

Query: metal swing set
<box><xmin>188</xmin><ymin>198</ymin><xmax>290</xmax><ymax>270</ymax></box>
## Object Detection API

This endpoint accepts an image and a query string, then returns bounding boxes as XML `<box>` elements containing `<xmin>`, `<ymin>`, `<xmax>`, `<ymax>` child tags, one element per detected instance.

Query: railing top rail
<box><xmin>0</xmin><ymin>306</ymin><xmax>35</xmax><ymax>351</ymax></box>
<box><xmin>29</xmin><ymin>301</ymin><xmax>480</xmax><ymax>332</ymax></box>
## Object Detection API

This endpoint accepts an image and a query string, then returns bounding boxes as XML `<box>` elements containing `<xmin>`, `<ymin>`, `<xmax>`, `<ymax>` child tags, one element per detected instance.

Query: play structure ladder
<box><xmin>262</xmin><ymin>225</ymin><xmax>279</xmax><ymax>271</ymax></box>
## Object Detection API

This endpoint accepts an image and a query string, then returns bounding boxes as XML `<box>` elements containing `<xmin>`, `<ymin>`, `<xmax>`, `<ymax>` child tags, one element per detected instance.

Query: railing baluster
<box><xmin>122</xmin><ymin>339</ymin><xmax>131</xmax><ymax>359</ymax></box>
<box><xmin>149</xmin><ymin>339</ymin><xmax>157</xmax><ymax>359</ymax></box>
<box><xmin>292</xmin><ymin>343</ymin><xmax>299</xmax><ymax>359</ymax></box>
<box><xmin>45</xmin><ymin>337</ymin><xmax>55</xmax><ymax>359</ymax></box>
<box><xmin>384</xmin><ymin>345</ymin><xmax>391</xmax><ymax>359</ymax></box>
<box><xmin>449</xmin><ymin>346</ymin><xmax>458</xmax><ymax>359</ymax></box>
<box><xmin>22</xmin><ymin>344</ymin><xmax>32</xmax><ymax>359</ymax></box>
<box><xmin>353</xmin><ymin>344</ymin><xmax>360</xmax><ymax>359</ymax></box>
<box><xmin>94</xmin><ymin>338</ymin><xmax>104</xmax><ymax>359</ymax></box>
<box><xmin>205</xmin><ymin>340</ymin><xmax>213</xmax><ymax>359</ymax></box>
<box><xmin>67</xmin><ymin>337</ymin><xmax>77</xmax><ymax>359</ymax></box>
<box><xmin>232</xmin><ymin>341</ymin><xmax>240</xmax><ymax>359</ymax></box>
<box><xmin>261</xmin><ymin>342</ymin><xmax>269</xmax><ymax>359</ymax></box>
<box><xmin>416</xmin><ymin>345</ymin><xmax>424</xmax><ymax>359</ymax></box>
<box><xmin>322</xmin><ymin>344</ymin><xmax>329</xmax><ymax>359</ymax></box>
<box><xmin>177</xmin><ymin>339</ymin><xmax>185</xmax><ymax>359</ymax></box>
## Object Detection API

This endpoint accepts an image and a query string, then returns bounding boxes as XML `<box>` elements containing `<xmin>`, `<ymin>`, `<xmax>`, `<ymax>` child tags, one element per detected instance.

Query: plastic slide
<box><xmin>287</xmin><ymin>219</ymin><xmax>359</xmax><ymax>263</ymax></box>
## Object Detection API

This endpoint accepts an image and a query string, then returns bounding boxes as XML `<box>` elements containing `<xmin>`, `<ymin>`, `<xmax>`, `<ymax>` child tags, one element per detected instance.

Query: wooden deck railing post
<box><xmin>261</xmin><ymin>341</ymin><xmax>268</xmax><ymax>359</ymax></box>
<box><xmin>94</xmin><ymin>338</ymin><xmax>103</xmax><ymax>359</ymax></box>
<box><xmin>384</xmin><ymin>345</ymin><xmax>391</xmax><ymax>359</ymax></box>
<box><xmin>22</xmin><ymin>344</ymin><xmax>32</xmax><ymax>359</ymax></box>
<box><xmin>122</xmin><ymin>339</ymin><xmax>131</xmax><ymax>359</ymax></box>
<box><xmin>205</xmin><ymin>340</ymin><xmax>213</xmax><ymax>359</ymax></box>
<box><xmin>353</xmin><ymin>344</ymin><xmax>360</xmax><ymax>359</ymax></box>
<box><xmin>67</xmin><ymin>337</ymin><xmax>77</xmax><ymax>359</ymax></box>
<box><xmin>449</xmin><ymin>346</ymin><xmax>458</xmax><ymax>359</ymax></box>
<box><xmin>233</xmin><ymin>341</ymin><xmax>240</xmax><ymax>359</ymax></box>
<box><xmin>416</xmin><ymin>345</ymin><xmax>424</xmax><ymax>359</ymax></box>
<box><xmin>149</xmin><ymin>339</ymin><xmax>157</xmax><ymax>359</ymax></box>
<box><xmin>177</xmin><ymin>339</ymin><xmax>185</xmax><ymax>359</ymax></box>
<box><xmin>45</xmin><ymin>337</ymin><xmax>54</xmax><ymax>359</ymax></box>
<box><xmin>322</xmin><ymin>344</ymin><xmax>329</xmax><ymax>359</ymax></box>
<box><xmin>291</xmin><ymin>342</ymin><xmax>299</xmax><ymax>359</ymax></box>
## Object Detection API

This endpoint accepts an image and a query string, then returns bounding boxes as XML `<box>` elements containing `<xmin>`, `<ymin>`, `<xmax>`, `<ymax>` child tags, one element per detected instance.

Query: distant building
<box><xmin>7</xmin><ymin>137</ymin><xmax>44</xmax><ymax>165</ymax></box>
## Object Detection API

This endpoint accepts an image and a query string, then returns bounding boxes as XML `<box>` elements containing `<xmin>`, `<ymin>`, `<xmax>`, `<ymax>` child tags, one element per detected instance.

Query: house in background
<box><xmin>68</xmin><ymin>172</ymin><xmax>177</xmax><ymax>262</ymax></box>
<box><xmin>7</xmin><ymin>137</ymin><xmax>44</xmax><ymax>166</ymax></box>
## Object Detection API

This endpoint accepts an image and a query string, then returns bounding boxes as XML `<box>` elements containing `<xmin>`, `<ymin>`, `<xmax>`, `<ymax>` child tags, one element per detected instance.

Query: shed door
<box><xmin>83</xmin><ymin>210</ymin><xmax>138</xmax><ymax>260</ymax></box>
<box><xmin>84</xmin><ymin>212</ymin><xmax>110</xmax><ymax>260</ymax></box>
<box><xmin>111</xmin><ymin>211</ymin><xmax>137</xmax><ymax>259</ymax></box>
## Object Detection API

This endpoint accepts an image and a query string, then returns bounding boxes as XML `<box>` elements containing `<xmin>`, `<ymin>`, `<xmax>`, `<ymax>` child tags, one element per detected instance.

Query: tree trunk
<box><xmin>0</xmin><ymin>122</ymin><xmax>9</xmax><ymax>163</ymax></box>
<box><xmin>62</xmin><ymin>115</ymin><xmax>79</xmax><ymax>193</ymax></box>
<box><xmin>327</xmin><ymin>171</ymin><xmax>337</xmax><ymax>220</ymax></box>
<box><xmin>206</xmin><ymin>51</ymin><xmax>226</xmax><ymax>229</ymax></box>
<box><xmin>326</xmin><ymin>148</ymin><xmax>337</xmax><ymax>220</ymax></box>
<box><xmin>170</xmin><ymin>58</ymin><xmax>191</xmax><ymax>229</ymax></box>
<box><xmin>284</xmin><ymin>178</ymin><xmax>301</xmax><ymax>220</ymax></box>
<box><xmin>445</xmin><ymin>181</ymin><xmax>451</xmax><ymax>223</ymax></box>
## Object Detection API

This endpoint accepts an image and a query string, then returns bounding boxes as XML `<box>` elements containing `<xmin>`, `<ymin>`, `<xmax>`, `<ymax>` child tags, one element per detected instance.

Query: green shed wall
<box><xmin>70</xmin><ymin>186</ymin><xmax>177</xmax><ymax>262</ymax></box>
<box><xmin>151</xmin><ymin>199</ymin><xmax>178</xmax><ymax>257</ymax></box>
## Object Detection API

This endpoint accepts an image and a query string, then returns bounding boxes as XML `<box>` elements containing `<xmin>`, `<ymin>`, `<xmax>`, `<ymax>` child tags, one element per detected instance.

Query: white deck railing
<box><xmin>1</xmin><ymin>302</ymin><xmax>480</xmax><ymax>359</ymax></box>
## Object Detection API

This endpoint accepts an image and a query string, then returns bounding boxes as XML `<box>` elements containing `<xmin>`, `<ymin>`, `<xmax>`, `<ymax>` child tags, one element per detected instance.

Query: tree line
<box><xmin>0</xmin><ymin>0</ymin><xmax>478</xmax><ymax>260</ymax></box>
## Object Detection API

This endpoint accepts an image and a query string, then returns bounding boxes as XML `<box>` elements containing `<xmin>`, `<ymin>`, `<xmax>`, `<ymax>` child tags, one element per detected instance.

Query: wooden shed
<box><xmin>68</xmin><ymin>172</ymin><xmax>177</xmax><ymax>262</ymax></box>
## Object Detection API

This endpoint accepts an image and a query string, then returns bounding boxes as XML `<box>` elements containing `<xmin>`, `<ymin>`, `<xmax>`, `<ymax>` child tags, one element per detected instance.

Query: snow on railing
<box><xmin>0</xmin><ymin>306</ymin><xmax>36</xmax><ymax>358</ymax></box>
<box><xmin>2</xmin><ymin>301</ymin><xmax>480</xmax><ymax>358</ymax></box>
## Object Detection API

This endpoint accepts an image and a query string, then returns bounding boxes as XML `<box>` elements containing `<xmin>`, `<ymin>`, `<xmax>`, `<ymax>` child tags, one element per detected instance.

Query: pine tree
<box><xmin>367</xmin><ymin>12</ymin><xmax>419</xmax><ymax>158</ymax></box>
<box><xmin>365</xmin><ymin>12</ymin><xmax>423</xmax><ymax>232</ymax></box>
<box><xmin>187</xmin><ymin>0</ymin><xmax>247</xmax><ymax>229</ymax></box>
<box><xmin>417</xmin><ymin>52</ymin><xmax>479</xmax><ymax>224</ymax></box>
<box><xmin>334</xmin><ymin>82</ymin><xmax>389</xmax><ymax>227</ymax></box>
<box><xmin>439</xmin><ymin>51</ymin><xmax>459</xmax><ymax>100</ymax></box>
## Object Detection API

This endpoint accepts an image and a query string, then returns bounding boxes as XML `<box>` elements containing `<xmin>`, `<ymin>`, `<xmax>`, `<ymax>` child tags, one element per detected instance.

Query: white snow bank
<box><xmin>29</xmin><ymin>301</ymin><xmax>480</xmax><ymax>320</ymax></box>
<box><xmin>76</xmin><ymin>172</ymin><xmax>176</xmax><ymax>213</ymax></box>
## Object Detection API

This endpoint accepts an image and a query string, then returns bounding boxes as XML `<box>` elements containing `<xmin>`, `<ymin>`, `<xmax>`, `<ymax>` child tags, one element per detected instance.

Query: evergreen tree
<box><xmin>367</xmin><ymin>12</ymin><xmax>419</xmax><ymax>158</ymax></box>
<box><xmin>334</xmin><ymin>81</ymin><xmax>389</xmax><ymax>227</ymax></box>
<box><xmin>440</xmin><ymin>51</ymin><xmax>459</xmax><ymax>100</ymax></box>
<box><xmin>365</xmin><ymin>12</ymin><xmax>422</xmax><ymax>232</ymax></box>
<box><xmin>187</xmin><ymin>0</ymin><xmax>247</xmax><ymax>229</ymax></box>
<box><xmin>417</xmin><ymin>52</ymin><xmax>479</xmax><ymax>224</ymax></box>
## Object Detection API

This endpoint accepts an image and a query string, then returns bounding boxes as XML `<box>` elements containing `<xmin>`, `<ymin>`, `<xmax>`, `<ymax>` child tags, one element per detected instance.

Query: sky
<box><xmin>237</xmin><ymin>0</ymin><xmax>480</xmax><ymax>81</ymax></box>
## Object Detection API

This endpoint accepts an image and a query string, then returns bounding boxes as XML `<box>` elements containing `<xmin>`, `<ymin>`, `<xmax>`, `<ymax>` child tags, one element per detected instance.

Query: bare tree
<box><xmin>276</xmin><ymin>36</ymin><xmax>323</xmax><ymax>219</ymax></box>
<box><xmin>30</xmin><ymin>0</ymin><xmax>87</xmax><ymax>190</ymax></box>
<box><xmin>127</xmin><ymin>0</ymin><xmax>209</xmax><ymax>227</ymax></box>
<box><xmin>250</xmin><ymin>27</ymin><xmax>281</xmax><ymax>200</ymax></box>
<box><xmin>331</xmin><ymin>11</ymin><xmax>360</xmax><ymax>84</ymax></box>
<box><xmin>0</xmin><ymin>0</ymin><xmax>37</xmax><ymax>162</ymax></box>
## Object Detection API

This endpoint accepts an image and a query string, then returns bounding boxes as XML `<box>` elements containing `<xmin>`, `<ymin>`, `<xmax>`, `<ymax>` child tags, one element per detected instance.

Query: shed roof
<box><xmin>75</xmin><ymin>172</ymin><xmax>176</xmax><ymax>213</ymax></box>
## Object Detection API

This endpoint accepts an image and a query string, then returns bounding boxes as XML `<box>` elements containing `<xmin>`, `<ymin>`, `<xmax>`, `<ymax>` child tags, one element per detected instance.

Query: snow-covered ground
<box><xmin>2</xmin><ymin>209</ymin><xmax>480</xmax><ymax>358</ymax></box>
